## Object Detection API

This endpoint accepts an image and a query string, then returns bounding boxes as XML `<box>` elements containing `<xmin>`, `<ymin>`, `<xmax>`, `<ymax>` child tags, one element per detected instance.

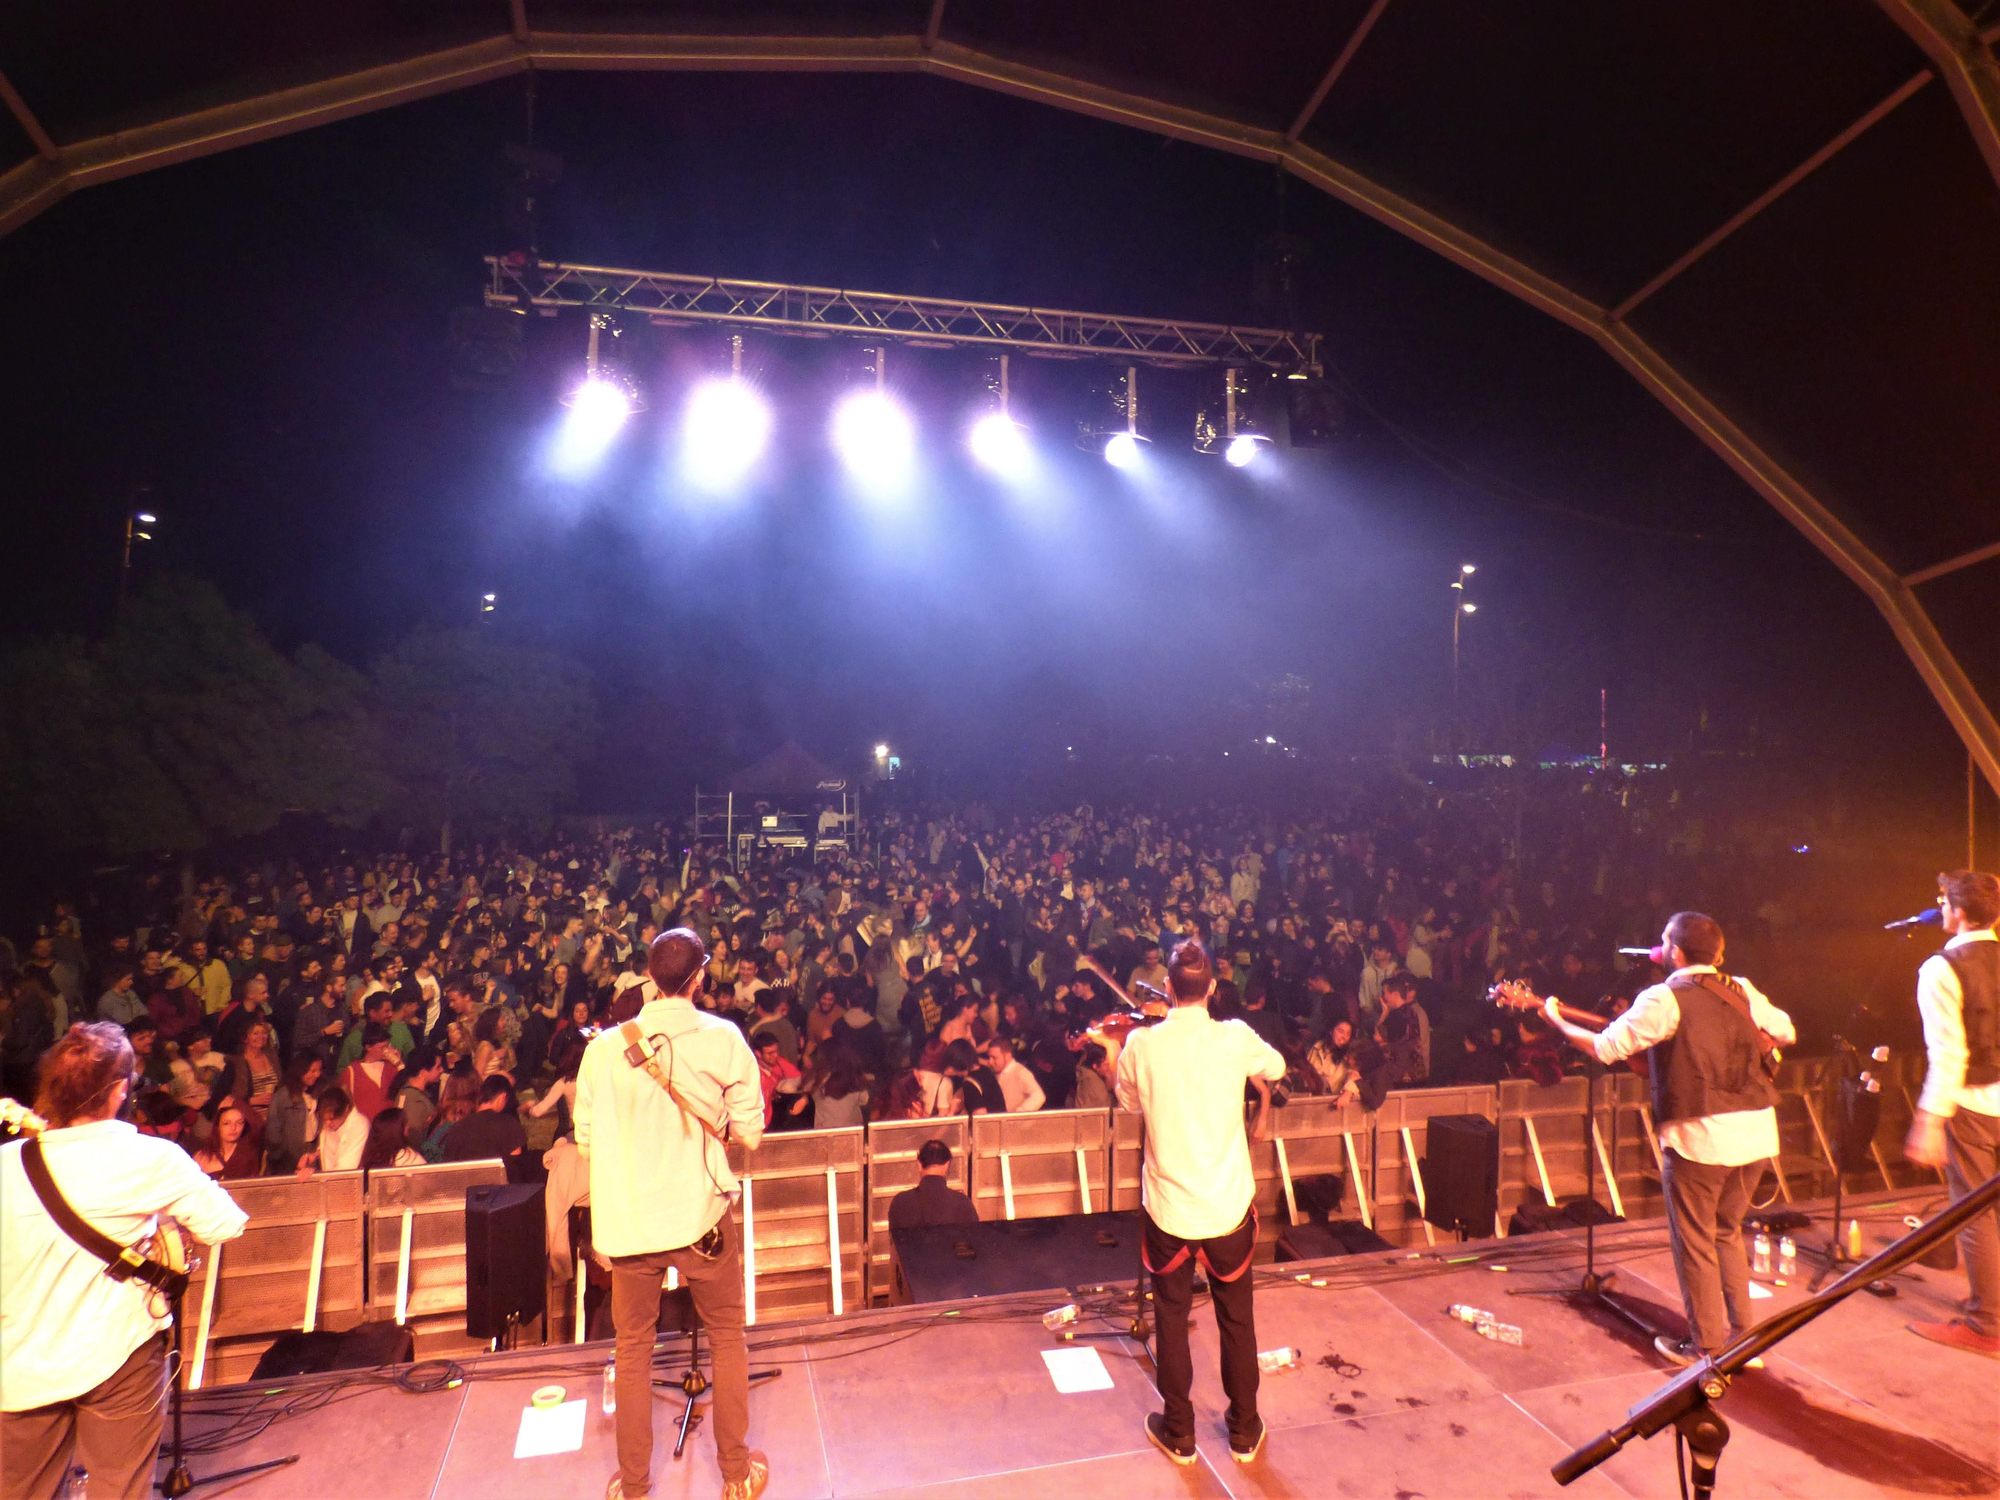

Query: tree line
<box><xmin>0</xmin><ymin>578</ymin><xmax>597</xmax><ymax>855</ymax></box>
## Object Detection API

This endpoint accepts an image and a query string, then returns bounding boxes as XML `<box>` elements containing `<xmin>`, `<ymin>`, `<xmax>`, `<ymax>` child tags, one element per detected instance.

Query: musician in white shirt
<box><xmin>2</xmin><ymin>1023</ymin><xmax>247</xmax><ymax>1500</ymax></box>
<box><xmin>1116</xmin><ymin>939</ymin><xmax>1286</xmax><ymax>1467</ymax></box>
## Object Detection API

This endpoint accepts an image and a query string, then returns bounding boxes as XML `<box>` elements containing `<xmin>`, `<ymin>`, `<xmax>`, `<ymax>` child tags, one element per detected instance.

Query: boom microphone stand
<box><xmin>159</xmin><ymin>1292</ymin><xmax>297</xmax><ymax>1495</ymax></box>
<box><xmin>1554</xmin><ymin>1168</ymin><xmax>2000</xmax><ymax>1498</ymax></box>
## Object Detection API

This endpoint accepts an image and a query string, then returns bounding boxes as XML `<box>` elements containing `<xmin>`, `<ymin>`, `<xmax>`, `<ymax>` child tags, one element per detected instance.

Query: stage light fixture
<box><xmin>1104</xmin><ymin>431</ymin><xmax>1143</xmax><ymax>469</ymax></box>
<box><xmin>1195</xmin><ymin>367</ymin><xmax>1272</xmax><ymax>466</ymax></box>
<box><xmin>682</xmin><ymin>334</ymin><xmax>771</xmax><ymax>489</ymax></box>
<box><xmin>1083</xmin><ymin>366</ymin><xmax>1152</xmax><ymax>468</ymax></box>
<box><xmin>969</xmin><ymin>354</ymin><xmax>1030</xmax><ymax>477</ymax></box>
<box><xmin>833</xmin><ymin>346</ymin><xmax>914</xmax><ymax>488</ymax></box>
<box><xmin>553</xmin><ymin>313</ymin><xmax>641</xmax><ymax>473</ymax></box>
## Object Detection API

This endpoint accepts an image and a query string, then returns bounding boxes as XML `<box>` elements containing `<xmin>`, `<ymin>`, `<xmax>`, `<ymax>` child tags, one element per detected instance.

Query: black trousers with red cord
<box><xmin>1144</xmin><ymin>1205</ymin><xmax>1260</xmax><ymax>1446</ymax></box>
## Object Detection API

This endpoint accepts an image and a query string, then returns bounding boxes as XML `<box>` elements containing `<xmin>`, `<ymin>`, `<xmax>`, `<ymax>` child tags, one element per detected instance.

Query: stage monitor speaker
<box><xmin>466</xmin><ymin>1182</ymin><xmax>546</xmax><ymax>1339</ymax></box>
<box><xmin>1422</xmin><ymin>1114</ymin><xmax>1499</xmax><ymax>1238</ymax></box>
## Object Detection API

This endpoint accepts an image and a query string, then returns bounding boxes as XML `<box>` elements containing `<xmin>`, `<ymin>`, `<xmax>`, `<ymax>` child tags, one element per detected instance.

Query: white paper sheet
<box><xmin>1041</xmin><ymin>1346</ymin><xmax>1115</xmax><ymax>1394</ymax></box>
<box><xmin>513</xmin><ymin>1399</ymin><xmax>587</xmax><ymax>1459</ymax></box>
<box><xmin>1747</xmin><ymin>1280</ymin><xmax>1775</xmax><ymax>1299</ymax></box>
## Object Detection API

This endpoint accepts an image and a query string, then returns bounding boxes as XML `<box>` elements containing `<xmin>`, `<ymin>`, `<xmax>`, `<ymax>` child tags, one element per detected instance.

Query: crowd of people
<box><xmin>0</xmin><ymin>770</ymin><xmax>1773</xmax><ymax>1179</ymax></box>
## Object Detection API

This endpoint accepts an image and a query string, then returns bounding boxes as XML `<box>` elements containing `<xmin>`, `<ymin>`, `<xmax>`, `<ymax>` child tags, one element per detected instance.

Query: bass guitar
<box><xmin>2</xmin><ymin>1096</ymin><xmax>198</xmax><ymax>1314</ymax></box>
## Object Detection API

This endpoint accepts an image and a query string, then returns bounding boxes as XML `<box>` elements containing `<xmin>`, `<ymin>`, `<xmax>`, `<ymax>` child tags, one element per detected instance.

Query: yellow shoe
<box><xmin>721</xmin><ymin>1452</ymin><xmax>770</xmax><ymax>1500</ymax></box>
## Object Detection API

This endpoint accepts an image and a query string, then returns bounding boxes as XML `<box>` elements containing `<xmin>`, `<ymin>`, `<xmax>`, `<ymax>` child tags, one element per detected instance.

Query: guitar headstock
<box><xmin>1488</xmin><ymin>979</ymin><xmax>1546</xmax><ymax>1014</ymax></box>
<box><xmin>0</xmin><ymin>1097</ymin><xmax>48</xmax><ymax>1136</ymax></box>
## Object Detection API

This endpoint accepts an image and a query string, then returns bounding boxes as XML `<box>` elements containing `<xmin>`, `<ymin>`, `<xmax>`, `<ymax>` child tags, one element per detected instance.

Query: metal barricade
<box><xmin>863</xmin><ymin>1117</ymin><xmax>970</xmax><ymax>1305</ymax></box>
<box><xmin>182</xmin><ymin>1171</ymin><xmax>365</xmax><ymax>1389</ymax></box>
<box><xmin>1373</xmin><ymin>1086</ymin><xmax>1501</xmax><ymax>1243</ymax></box>
<box><xmin>1111</xmin><ymin>1109</ymin><xmax>1144</xmax><ymax>1212</ymax></box>
<box><xmin>969</xmin><ymin>1108</ymin><xmax>1109</xmax><ymax>1223</ymax></box>
<box><xmin>1254</xmin><ymin>1096</ymin><xmax>1374</xmax><ymax>1258</ymax></box>
<box><xmin>727</xmin><ymin>1126</ymin><xmax>865</xmax><ymax>1325</ymax></box>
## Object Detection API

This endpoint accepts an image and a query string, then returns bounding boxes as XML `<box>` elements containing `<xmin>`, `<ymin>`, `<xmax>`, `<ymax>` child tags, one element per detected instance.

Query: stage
<box><xmin>172</xmin><ymin>1187</ymin><xmax>1996</xmax><ymax>1500</ymax></box>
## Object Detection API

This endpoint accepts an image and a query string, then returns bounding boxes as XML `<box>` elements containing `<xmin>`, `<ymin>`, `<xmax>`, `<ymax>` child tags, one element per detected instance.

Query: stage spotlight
<box><xmin>1224</xmin><ymin>434</ymin><xmax>1265</xmax><ymax>467</ymax></box>
<box><xmin>971</xmin><ymin>412</ymin><xmax>1029</xmax><ymax>475</ymax></box>
<box><xmin>833</xmin><ymin>391</ymin><xmax>914</xmax><ymax>485</ymax></box>
<box><xmin>683</xmin><ymin>377</ymin><xmax>771</xmax><ymax>488</ymax></box>
<box><xmin>1104</xmin><ymin>431</ymin><xmax>1144</xmax><ymax>469</ymax></box>
<box><xmin>1196</xmin><ymin>367</ymin><xmax>1273</xmax><ymax>466</ymax></box>
<box><xmin>1080</xmin><ymin>365</ymin><xmax>1153</xmax><ymax>467</ymax></box>
<box><xmin>551</xmin><ymin>313</ymin><xmax>641</xmax><ymax>475</ymax></box>
<box><xmin>970</xmin><ymin>354</ymin><xmax>1031</xmax><ymax>477</ymax></box>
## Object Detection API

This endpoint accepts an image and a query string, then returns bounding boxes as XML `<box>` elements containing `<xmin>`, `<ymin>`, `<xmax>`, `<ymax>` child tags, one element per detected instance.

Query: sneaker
<box><xmin>1229</xmin><ymin>1418</ymin><xmax>1268</xmax><ymax>1464</ymax></box>
<box><xmin>721</xmin><ymin>1452</ymin><xmax>771</xmax><ymax>1500</ymax></box>
<box><xmin>1908</xmin><ymin>1319</ymin><xmax>2000</xmax><ymax>1360</ymax></box>
<box><xmin>1653</xmin><ymin>1335</ymin><xmax>1700</xmax><ymax>1367</ymax></box>
<box><xmin>604</xmin><ymin>1479</ymin><xmax>637</xmax><ymax>1500</ymax></box>
<box><xmin>1145</xmin><ymin>1413</ymin><xmax>1197</xmax><ymax>1466</ymax></box>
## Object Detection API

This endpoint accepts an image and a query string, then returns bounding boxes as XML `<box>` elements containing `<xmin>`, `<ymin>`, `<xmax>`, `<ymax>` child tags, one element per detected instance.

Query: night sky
<box><xmin>0</xmin><ymin>70</ymin><xmax>1968</xmax><ymax>812</ymax></box>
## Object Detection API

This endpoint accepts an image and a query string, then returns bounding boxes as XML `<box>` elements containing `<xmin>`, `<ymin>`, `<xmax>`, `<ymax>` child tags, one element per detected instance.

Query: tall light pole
<box><xmin>1451</xmin><ymin>564</ymin><xmax>1476</xmax><ymax>753</ymax></box>
<box><xmin>119</xmin><ymin>489</ymin><xmax>157</xmax><ymax>608</ymax></box>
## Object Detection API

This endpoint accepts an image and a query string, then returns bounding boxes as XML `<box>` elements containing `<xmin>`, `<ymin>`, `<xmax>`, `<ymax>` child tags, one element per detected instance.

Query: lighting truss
<box><xmin>483</xmin><ymin>257</ymin><xmax>1321</xmax><ymax>371</ymax></box>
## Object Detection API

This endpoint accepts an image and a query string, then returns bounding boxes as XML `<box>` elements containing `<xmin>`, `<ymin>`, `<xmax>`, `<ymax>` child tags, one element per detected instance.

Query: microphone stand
<box><xmin>1513</xmin><ymin>1052</ymin><xmax>1662</xmax><ymax>1342</ymax></box>
<box><xmin>159</xmin><ymin>1290</ymin><xmax>297</xmax><ymax>1495</ymax></box>
<box><xmin>1553</xmin><ymin>1168</ymin><xmax>2000</xmax><ymax>1498</ymax></box>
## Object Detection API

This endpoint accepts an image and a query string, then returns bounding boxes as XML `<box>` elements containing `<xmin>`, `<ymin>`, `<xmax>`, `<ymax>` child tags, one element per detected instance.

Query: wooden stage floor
<box><xmin>171</xmin><ymin>1187</ymin><xmax>1997</xmax><ymax>1500</ymax></box>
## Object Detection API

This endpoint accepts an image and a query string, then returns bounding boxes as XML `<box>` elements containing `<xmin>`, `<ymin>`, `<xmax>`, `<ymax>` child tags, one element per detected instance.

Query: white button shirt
<box><xmin>1916</xmin><ymin>930</ymin><xmax>2000</xmax><ymax>1119</ymax></box>
<box><xmin>2</xmin><ymin>1120</ymin><xmax>248</xmax><ymax>1408</ymax></box>
<box><xmin>1590</xmin><ymin>966</ymin><xmax>1797</xmax><ymax>1167</ymax></box>
<box><xmin>1115</xmin><ymin>1004</ymin><xmax>1287</xmax><ymax>1240</ymax></box>
<box><xmin>574</xmin><ymin>987</ymin><xmax>765</xmax><ymax>1258</ymax></box>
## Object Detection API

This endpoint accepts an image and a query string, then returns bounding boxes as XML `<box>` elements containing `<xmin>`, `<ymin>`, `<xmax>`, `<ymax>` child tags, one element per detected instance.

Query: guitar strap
<box><xmin>19</xmin><ymin>1139</ymin><xmax>190</xmax><ymax>1301</ymax></box>
<box><xmin>618</xmin><ymin>1021</ymin><xmax>730</xmax><ymax>1146</ymax></box>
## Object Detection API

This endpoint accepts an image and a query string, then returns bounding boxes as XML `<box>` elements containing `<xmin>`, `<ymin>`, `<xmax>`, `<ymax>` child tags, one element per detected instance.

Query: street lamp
<box><xmin>119</xmin><ymin>491</ymin><xmax>157</xmax><ymax>607</ymax></box>
<box><xmin>1450</xmin><ymin>565</ymin><xmax>1477</xmax><ymax>753</ymax></box>
<box><xmin>480</xmin><ymin>592</ymin><xmax>498</xmax><ymax>617</ymax></box>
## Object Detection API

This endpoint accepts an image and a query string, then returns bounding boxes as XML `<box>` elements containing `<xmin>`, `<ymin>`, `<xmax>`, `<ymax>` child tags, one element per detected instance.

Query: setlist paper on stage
<box><xmin>1747</xmin><ymin>1281</ymin><xmax>1774</xmax><ymax>1299</ymax></box>
<box><xmin>1041</xmin><ymin>1346</ymin><xmax>1116</xmax><ymax>1393</ymax></box>
<box><xmin>514</xmin><ymin>1399</ymin><xmax>587</xmax><ymax>1458</ymax></box>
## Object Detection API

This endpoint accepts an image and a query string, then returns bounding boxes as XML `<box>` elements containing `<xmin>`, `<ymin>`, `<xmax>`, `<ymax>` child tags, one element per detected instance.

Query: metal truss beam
<box><xmin>1287</xmin><ymin>0</ymin><xmax>1393</xmax><ymax>142</ymax></box>
<box><xmin>483</xmin><ymin>258</ymin><xmax>1322</xmax><ymax>368</ymax></box>
<box><xmin>1905</xmin><ymin>537</ymin><xmax>2000</xmax><ymax>588</ymax></box>
<box><xmin>0</xmin><ymin>70</ymin><xmax>58</xmax><ymax>162</ymax></box>
<box><xmin>0</xmin><ymin>26</ymin><xmax>1991</xmax><ymax>786</ymax></box>
<box><xmin>1875</xmin><ymin>0</ymin><xmax>2000</xmax><ymax>193</ymax></box>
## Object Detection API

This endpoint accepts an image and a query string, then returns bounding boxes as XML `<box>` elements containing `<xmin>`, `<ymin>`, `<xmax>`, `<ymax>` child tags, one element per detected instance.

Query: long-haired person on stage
<box><xmin>2</xmin><ymin>1023</ymin><xmax>248</xmax><ymax>1500</ymax></box>
<box><xmin>575</xmin><ymin>928</ymin><xmax>770</xmax><ymax>1500</ymax></box>
<box><xmin>1115</xmin><ymin>938</ymin><xmax>1287</xmax><ymax>1467</ymax></box>
<box><xmin>1543</xmin><ymin>912</ymin><xmax>1795</xmax><ymax>1367</ymax></box>
<box><xmin>1902</xmin><ymin>870</ymin><xmax>2000</xmax><ymax>1359</ymax></box>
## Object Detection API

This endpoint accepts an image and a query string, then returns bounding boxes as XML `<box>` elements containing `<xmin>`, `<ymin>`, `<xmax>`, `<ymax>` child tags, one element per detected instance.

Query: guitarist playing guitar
<box><xmin>1537</xmin><ymin>913</ymin><xmax>1796</xmax><ymax>1370</ymax></box>
<box><xmin>2</xmin><ymin>1022</ymin><xmax>248</xmax><ymax>1500</ymax></box>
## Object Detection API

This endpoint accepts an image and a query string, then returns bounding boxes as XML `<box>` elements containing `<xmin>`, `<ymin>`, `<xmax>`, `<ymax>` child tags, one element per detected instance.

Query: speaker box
<box><xmin>1508</xmin><ymin>1201</ymin><xmax>1572</xmax><ymax>1237</ymax></box>
<box><xmin>466</xmin><ymin>1181</ymin><xmax>546</xmax><ymax>1339</ymax></box>
<box><xmin>1422</xmin><ymin>1114</ymin><xmax>1499</xmax><ymax>1237</ymax></box>
<box><xmin>249</xmin><ymin>1321</ymin><xmax>415</xmax><ymax>1378</ymax></box>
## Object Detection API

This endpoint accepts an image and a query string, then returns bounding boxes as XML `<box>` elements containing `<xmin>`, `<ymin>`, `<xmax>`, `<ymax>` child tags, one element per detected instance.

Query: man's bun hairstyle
<box><xmin>1167</xmin><ymin>938</ymin><xmax>1213</xmax><ymax>1001</ymax></box>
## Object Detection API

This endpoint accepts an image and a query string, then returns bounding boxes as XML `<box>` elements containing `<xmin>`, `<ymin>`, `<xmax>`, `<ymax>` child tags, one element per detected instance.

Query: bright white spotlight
<box><xmin>683</xmin><ymin>378</ymin><xmax>771</xmax><ymax>488</ymax></box>
<box><xmin>969</xmin><ymin>412</ymin><xmax>1030</xmax><ymax>476</ymax></box>
<box><xmin>874</xmin><ymin>743</ymin><xmax>889</xmax><ymax>759</ymax></box>
<box><xmin>1462</xmin><ymin>602</ymin><xmax>1478</xmax><ymax>614</ymax></box>
<box><xmin>832</xmin><ymin>391</ymin><xmax>914</xmax><ymax>487</ymax></box>
<box><xmin>135</xmin><ymin>511</ymin><xmax>157</xmax><ymax>525</ymax></box>
<box><xmin>1224</xmin><ymin>434</ymin><xmax>1265</xmax><ymax>467</ymax></box>
<box><xmin>549</xmin><ymin>377</ymin><xmax>632</xmax><ymax>475</ymax></box>
<box><xmin>1104</xmin><ymin>431</ymin><xmax>1143</xmax><ymax>469</ymax></box>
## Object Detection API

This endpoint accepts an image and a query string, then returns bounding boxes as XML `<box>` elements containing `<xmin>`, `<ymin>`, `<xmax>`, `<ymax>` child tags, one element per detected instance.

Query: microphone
<box><xmin>1883</xmin><ymin>909</ymin><xmax>1942</xmax><ymax>932</ymax></box>
<box><xmin>1617</xmin><ymin>946</ymin><xmax>1668</xmax><ymax>965</ymax></box>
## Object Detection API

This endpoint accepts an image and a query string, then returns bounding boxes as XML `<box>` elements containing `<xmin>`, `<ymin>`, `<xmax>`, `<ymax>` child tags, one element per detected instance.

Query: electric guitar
<box><xmin>2</xmin><ymin>1097</ymin><xmax>198</xmax><ymax>1313</ymax></box>
<box><xmin>1488</xmin><ymin>980</ymin><xmax>1782</xmax><ymax>1082</ymax></box>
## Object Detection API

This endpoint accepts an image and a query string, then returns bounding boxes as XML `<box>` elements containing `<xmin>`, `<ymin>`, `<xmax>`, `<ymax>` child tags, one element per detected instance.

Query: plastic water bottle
<box><xmin>1777</xmin><ymin>1236</ymin><xmax>1797</xmax><ymax>1279</ymax></box>
<box><xmin>1043</xmin><ymin>1302</ymin><xmax>1080</xmax><ymax>1331</ymax></box>
<box><xmin>601</xmin><ymin>1356</ymin><xmax>616</xmax><ymax>1414</ymax></box>
<box><xmin>61</xmin><ymin>1466</ymin><xmax>87</xmax><ymax>1500</ymax></box>
<box><xmin>1845</xmin><ymin>1219</ymin><xmax>1864</xmax><ymax>1259</ymax></box>
<box><xmin>1446</xmin><ymin>1303</ymin><xmax>1496</xmax><ymax>1326</ymax></box>
<box><xmin>1474</xmin><ymin>1318</ymin><xmax>1525</xmax><ymax>1346</ymax></box>
<box><xmin>1256</xmin><ymin>1346</ymin><xmax>1301</xmax><ymax>1373</ymax></box>
<box><xmin>1752</xmin><ymin>1233</ymin><xmax>1772</xmax><ymax>1276</ymax></box>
